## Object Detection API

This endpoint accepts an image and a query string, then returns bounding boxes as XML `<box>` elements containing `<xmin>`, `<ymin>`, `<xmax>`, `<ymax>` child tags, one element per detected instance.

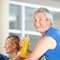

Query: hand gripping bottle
<box><xmin>20</xmin><ymin>35</ymin><xmax>30</xmax><ymax>58</ymax></box>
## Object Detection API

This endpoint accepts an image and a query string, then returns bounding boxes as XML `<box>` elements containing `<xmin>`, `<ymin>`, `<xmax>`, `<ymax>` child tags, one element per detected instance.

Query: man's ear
<box><xmin>47</xmin><ymin>19</ymin><xmax>52</xmax><ymax>25</ymax></box>
<box><xmin>48</xmin><ymin>18</ymin><xmax>53</xmax><ymax>25</ymax></box>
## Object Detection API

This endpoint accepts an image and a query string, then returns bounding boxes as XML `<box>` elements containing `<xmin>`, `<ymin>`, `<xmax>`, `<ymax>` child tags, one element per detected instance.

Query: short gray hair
<box><xmin>34</xmin><ymin>7</ymin><xmax>53</xmax><ymax>25</ymax></box>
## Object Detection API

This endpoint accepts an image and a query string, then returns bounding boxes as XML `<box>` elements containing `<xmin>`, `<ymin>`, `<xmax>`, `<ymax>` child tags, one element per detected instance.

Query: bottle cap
<box><xmin>26</xmin><ymin>35</ymin><xmax>29</xmax><ymax>38</ymax></box>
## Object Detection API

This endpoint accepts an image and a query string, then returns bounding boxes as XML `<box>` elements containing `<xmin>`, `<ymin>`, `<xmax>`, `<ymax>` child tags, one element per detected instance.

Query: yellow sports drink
<box><xmin>20</xmin><ymin>35</ymin><xmax>30</xmax><ymax>58</ymax></box>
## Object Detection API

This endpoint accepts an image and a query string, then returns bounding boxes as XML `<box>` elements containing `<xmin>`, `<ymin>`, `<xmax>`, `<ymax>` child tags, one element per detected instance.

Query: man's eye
<box><xmin>34</xmin><ymin>20</ymin><xmax>37</xmax><ymax>22</ymax></box>
<box><xmin>39</xmin><ymin>19</ymin><xmax>42</xmax><ymax>21</ymax></box>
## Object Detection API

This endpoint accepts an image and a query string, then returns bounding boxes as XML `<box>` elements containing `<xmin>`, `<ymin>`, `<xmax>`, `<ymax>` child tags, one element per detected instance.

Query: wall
<box><xmin>16</xmin><ymin>0</ymin><xmax>60</xmax><ymax>8</ymax></box>
<box><xmin>0</xmin><ymin>0</ymin><xmax>9</xmax><ymax>54</ymax></box>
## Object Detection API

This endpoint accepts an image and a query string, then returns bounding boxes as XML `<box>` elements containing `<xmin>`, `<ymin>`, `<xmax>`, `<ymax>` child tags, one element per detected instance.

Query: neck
<box><xmin>41</xmin><ymin>26</ymin><xmax>51</xmax><ymax>36</ymax></box>
<box><xmin>10</xmin><ymin>50</ymin><xmax>18</xmax><ymax>57</ymax></box>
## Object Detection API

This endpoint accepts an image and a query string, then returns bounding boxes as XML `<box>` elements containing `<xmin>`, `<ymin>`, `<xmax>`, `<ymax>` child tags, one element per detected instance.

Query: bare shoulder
<box><xmin>40</xmin><ymin>36</ymin><xmax>57</xmax><ymax>49</ymax></box>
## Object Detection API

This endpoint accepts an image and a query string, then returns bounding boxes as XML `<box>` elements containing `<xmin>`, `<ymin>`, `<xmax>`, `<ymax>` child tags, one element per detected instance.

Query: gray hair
<box><xmin>34</xmin><ymin>7</ymin><xmax>53</xmax><ymax>25</ymax></box>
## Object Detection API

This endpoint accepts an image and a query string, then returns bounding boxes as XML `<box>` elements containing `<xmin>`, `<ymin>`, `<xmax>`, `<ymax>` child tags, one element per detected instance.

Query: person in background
<box><xmin>4</xmin><ymin>35</ymin><xmax>31</xmax><ymax>60</ymax></box>
<box><xmin>4</xmin><ymin>35</ymin><xmax>20</xmax><ymax>60</ymax></box>
<box><xmin>1</xmin><ymin>35</ymin><xmax>31</xmax><ymax>60</ymax></box>
<box><xmin>25</xmin><ymin>7</ymin><xmax>60</xmax><ymax>60</ymax></box>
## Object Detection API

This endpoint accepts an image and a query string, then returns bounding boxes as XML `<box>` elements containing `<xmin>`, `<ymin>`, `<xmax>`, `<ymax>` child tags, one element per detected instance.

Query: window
<box><xmin>9</xmin><ymin>4</ymin><xmax>22</xmax><ymax>30</ymax></box>
<box><xmin>25</xmin><ymin>7</ymin><xmax>35</xmax><ymax>31</ymax></box>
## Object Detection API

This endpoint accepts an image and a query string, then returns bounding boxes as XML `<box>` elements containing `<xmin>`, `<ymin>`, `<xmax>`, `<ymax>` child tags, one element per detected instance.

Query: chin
<box><xmin>6</xmin><ymin>52</ymin><xmax>9</xmax><ymax>54</ymax></box>
<box><xmin>37</xmin><ymin>31</ymin><xmax>40</xmax><ymax>33</ymax></box>
<box><xmin>36</xmin><ymin>29</ymin><xmax>41</xmax><ymax>32</ymax></box>
<box><xmin>6</xmin><ymin>50</ymin><xmax>10</xmax><ymax>54</ymax></box>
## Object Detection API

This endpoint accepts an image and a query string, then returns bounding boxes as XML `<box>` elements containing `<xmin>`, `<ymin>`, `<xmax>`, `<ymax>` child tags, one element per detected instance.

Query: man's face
<box><xmin>34</xmin><ymin>12</ymin><xmax>49</xmax><ymax>33</ymax></box>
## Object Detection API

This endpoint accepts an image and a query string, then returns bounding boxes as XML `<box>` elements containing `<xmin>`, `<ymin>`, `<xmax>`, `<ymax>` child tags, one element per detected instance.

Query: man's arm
<box><xmin>24</xmin><ymin>36</ymin><xmax>56</xmax><ymax>60</ymax></box>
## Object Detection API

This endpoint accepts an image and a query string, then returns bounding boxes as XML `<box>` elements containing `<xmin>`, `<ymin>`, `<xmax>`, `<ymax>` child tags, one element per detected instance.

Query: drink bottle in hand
<box><xmin>20</xmin><ymin>35</ymin><xmax>30</xmax><ymax>58</ymax></box>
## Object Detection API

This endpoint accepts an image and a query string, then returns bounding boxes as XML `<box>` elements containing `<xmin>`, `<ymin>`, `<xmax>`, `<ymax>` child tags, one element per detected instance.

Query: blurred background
<box><xmin>0</xmin><ymin>0</ymin><xmax>60</xmax><ymax>60</ymax></box>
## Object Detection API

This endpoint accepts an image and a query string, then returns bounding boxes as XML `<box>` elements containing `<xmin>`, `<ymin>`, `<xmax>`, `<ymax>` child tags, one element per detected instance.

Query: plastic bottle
<box><xmin>20</xmin><ymin>35</ymin><xmax>30</xmax><ymax>58</ymax></box>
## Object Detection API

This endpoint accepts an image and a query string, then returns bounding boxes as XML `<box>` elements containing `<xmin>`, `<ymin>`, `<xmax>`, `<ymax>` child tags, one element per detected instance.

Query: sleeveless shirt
<box><xmin>45</xmin><ymin>27</ymin><xmax>60</xmax><ymax>60</ymax></box>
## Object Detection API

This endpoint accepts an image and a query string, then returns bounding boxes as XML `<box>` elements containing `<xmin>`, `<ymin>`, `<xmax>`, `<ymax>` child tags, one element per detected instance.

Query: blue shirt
<box><xmin>0</xmin><ymin>54</ymin><xmax>9</xmax><ymax>60</ymax></box>
<box><xmin>45</xmin><ymin>27</ymin><xmax>60</xmax><ymax>60</ymax></box>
